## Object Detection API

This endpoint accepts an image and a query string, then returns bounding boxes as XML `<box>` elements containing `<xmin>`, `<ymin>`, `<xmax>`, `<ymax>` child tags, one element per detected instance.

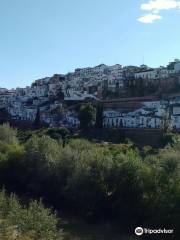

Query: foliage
<box><xmin>0</xmin><ymin>124</ymin><xmax>180</xmax><ymax>237</ymax></box>
<box><xmin>33</xmin><ymin>108</ymin><xmax>41</xmax><ymax>129</ymax></box>
<box><xmin>46</xmin><ymin>127</ymin><xmax>69</xmax><ymax>141</ymax></box>
<box><xmin>0</xmin><ymin>123</ymin><xmax>18</xmax><ymax>145</ymax></box>
<box><xmin>78</xmin><ymin>104</ymin><xmax>96</xmax><ymax>129</ymax></box>
<box><xmin>17</xmin><ymin>130</ymin><xmax>33</xmax><ymax>143</ymax></box>
<box><xmin>95</xmin><ymin>104</ymin><xmax>104</xmax><ymax>129</ymax></box>
<box><xmin>0</xmin><ymin>189</ymin><xmax>59</xmax><ymax>240</ymax></box>
<box><xmin>162</xmin><ymin>132</ymin><xmax>180</xmax><ymax>147</ymax></box>
<box><xmin>56</xmin><ymin>88</ymin><xmax>64</xmax><ymax>100</ymax></box>
<box><xmin>161</xmin><ymin>109</ymin><xmax>172</xmax><ymax>134</ymax></box>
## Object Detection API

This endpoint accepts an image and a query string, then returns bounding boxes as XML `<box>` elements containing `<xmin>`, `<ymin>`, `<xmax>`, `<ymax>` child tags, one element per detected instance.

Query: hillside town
<box><xmin>1</xmin><ymin>59</ymin><xmax>180</xmax><ymax>129</ymax></box>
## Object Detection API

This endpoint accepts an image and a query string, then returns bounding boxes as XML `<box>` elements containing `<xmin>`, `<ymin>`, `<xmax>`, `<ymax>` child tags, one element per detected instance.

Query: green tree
<box><xmin>47</xmin><ymin>127</ymin><xmax>69</xmax><ymax>140</ymax></box>
<box><xmin>95</xmin><ymin>104</ymin><xmax>104</xmax><ymax>129</ymax></box>
<box><xmin>0</xmin><ymin>190</ymin><xmax>60</xmax><ymax>240</ymax></box>
<box><xmin>57</xmin><ymin>87</ymin><xmax>64</xmax><ymax>100</ymax></box>
<box><xmin>33</xmin><ymin>108</ymin><xmax>41</xmax><ymax>129</ymax></box>
<box><xmin>47</xmin><ymin>127</ymin><xmax>70</xmax><ymax>147</ymax></box>
<box><xmin>78</xmin><ymin>104</ymin><xmax>96</xmax><ymax>129</ymax></box>
<box><xmin>161</xmin><ymin>108</ymin><xmax>171</xmax><ymax>134</ymax></box>
<box><xmin>0</xmin><ymin>123</ymin><xmax>17</xmax><ymax>145</ymax></box>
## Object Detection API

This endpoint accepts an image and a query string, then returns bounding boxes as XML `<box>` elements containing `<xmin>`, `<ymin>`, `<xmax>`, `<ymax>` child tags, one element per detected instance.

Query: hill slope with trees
<box><xmin>0</xmin><ymin>123</ymin><xmax>180</xmax><ymax>238</ymax></box>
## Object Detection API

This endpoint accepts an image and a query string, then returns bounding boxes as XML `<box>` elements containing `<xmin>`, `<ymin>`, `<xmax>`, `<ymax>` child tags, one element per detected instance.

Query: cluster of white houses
<box><xmin>103</xmin><ymin>98</ymin><xmax>180</xmax><ymax>129</ymax></box>
<box><xmin>0</xmin><ymin>59</ymin><xmax>180</xmax><ymax>128</ymax></box>
<box><xmin>0</xmin><ymin>78</ymin><xmax>81</xmax><ymax>127</ymax></box>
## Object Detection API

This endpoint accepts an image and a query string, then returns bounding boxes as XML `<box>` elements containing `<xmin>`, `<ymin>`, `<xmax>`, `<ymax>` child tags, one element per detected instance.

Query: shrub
<box><xmin>0</xmin><ymin>123</ymin><xmax>18</xmax><ymax>145</ymax></box>
<box><xmin>0</xmin><ymin>190</ymin><xmax>59</xmax><ymax>240</ymax></box>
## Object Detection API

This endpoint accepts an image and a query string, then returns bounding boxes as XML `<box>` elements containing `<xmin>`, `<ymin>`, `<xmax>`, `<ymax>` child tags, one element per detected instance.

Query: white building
<box><xmin>167</xmin><ymin>59</ymin><xmax>180</xmax><ymax>74</ymax></box>
<box><xmin>103</xmin><ymin>100</ymin><xmax>169</xmax><ymax>129</ymax></box>
<box><xmin>170</xmin><ymin>104</ymin><xmax>180</xmax><ymax>129</ymax></box>
<box><xmin>65</xmin><ymin>111</ymin><xmax>80</xmax><ymax>127</ymax></box>
<box><xmin>134</xmin><ymin>69</ymin><xmax>160</xmax><ymax>80</ymax></box>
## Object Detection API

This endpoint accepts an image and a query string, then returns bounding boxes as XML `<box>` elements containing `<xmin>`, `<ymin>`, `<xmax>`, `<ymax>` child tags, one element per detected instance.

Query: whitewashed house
<box><xmin>134</xmin><ymin>69</ymin><xmax>158</xmax><ymax>80</ymax></box>
<box><xmin>25</xmin><ymin>107</ymin><xmax>37</xmax><ymax>121</ymax></box>
<box><xmin>103</xmin><ymin>110</ymin><xmax>124</xmax><ymax>127</ymax></box>
<box><xmin>65</xmin><ymin>111</ymin><xmax>80</xmax><ymax>127</ymax></box>
<box><xmin>170</xmin><ymin>104</ymin><xmax>180</xmax><ymax>129</ymax></box>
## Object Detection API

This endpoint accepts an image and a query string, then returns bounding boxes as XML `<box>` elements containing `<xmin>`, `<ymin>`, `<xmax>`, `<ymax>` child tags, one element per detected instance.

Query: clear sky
<box><xmin>0</xmin><ymin>0</ymin><xmax>180</xmax><ymax>88</ymax></box>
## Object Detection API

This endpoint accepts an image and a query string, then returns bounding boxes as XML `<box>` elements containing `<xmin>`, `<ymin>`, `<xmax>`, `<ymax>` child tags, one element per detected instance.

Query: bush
<box><xmin>0</xmin><ymin>123</ymin><xmax>18</xmax><ymax>145</ymax></box>
<box><xmin>0</xmin><ymin>189</ymin><xmax>59</xmax><ymax>240</ymax></box>
<box><xmin>46</xmin><ymin>127</ymin><xmax>69</xmax><ymax>141</ymax></box>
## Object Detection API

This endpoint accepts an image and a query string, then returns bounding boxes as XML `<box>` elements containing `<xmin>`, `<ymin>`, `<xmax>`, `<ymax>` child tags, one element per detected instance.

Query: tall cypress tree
<box><xmin>34</xmin><ymin>107</ymin><xmax>41</xmax><ymax>129</ymax></box>
<box><xmin>95</xmin><ymin>103</ymin><xmax>104</xmax><ymax>129</ymax></box>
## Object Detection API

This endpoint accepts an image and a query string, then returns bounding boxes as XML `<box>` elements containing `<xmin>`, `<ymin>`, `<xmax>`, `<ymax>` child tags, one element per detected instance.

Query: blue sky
<box><xmin>0</xmin><ymin>0</ymin><xmax>180</xmax><ymax>88</ymax></box>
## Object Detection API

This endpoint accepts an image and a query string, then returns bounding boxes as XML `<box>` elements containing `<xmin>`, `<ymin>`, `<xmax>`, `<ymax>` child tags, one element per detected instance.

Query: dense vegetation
<box><xmin>0</xmin><ymin>123</ymin><xmax>180</xmax><ymax>238</ymax></box>
<box><xmin>0</xmin><ymin>189</ymin><xmax>59</xmax><ymax>240</ymax></box>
